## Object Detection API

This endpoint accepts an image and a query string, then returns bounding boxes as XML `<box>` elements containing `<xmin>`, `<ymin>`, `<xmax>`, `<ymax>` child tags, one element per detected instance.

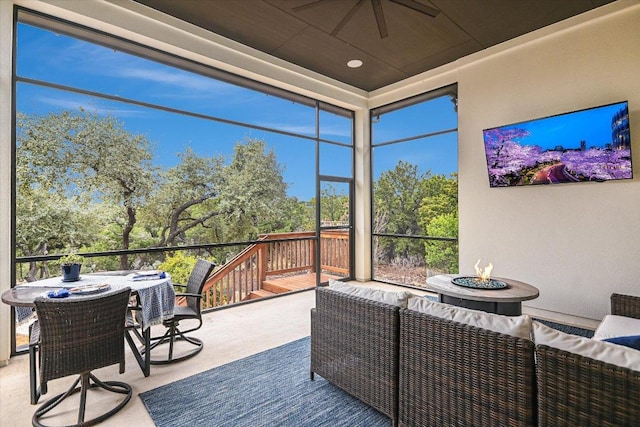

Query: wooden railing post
<box><xmin>258</xmin><ymin>242</ymin><xmax>267</xmax><ymax>289</ymax></box>
<box><xmin>310</xmin><ymin>236</ymin><xmax>316</xmax><ymax>273</ymax></box>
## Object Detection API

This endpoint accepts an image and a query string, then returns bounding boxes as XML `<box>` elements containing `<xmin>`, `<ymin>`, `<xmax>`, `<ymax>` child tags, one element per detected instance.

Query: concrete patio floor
<box><xmin>0</xmin><ymin>281</ymin><xmax>596</xmax><ymax>426</ymax></box>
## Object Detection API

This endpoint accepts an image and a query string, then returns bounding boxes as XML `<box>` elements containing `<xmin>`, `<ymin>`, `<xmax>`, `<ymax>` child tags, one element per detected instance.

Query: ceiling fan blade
<box><xmin>371</xmin><ymin>0</ymin><xmax>389</xmax><ymax>38</ymax></box>
<box><xmin>331</xmin><ymin>0</ymin><xmax>366</xmax><ymax>36</ymax></box>
<box><xmin>389</xmin><ymin>0</ymin><xmax>440</xmax><ymax>18</ymax></box>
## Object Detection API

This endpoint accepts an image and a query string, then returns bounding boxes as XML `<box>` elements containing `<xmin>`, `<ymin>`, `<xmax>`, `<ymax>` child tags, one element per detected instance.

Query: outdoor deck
<box><xmin>200</xmin><ymin>230</ymin><xmax>349</xmax><ymax>308</ymax></box>
<box><xmin>247</xmin><ymin>272</ymin><xmax>343</xmax><ymax>299</ymax></box>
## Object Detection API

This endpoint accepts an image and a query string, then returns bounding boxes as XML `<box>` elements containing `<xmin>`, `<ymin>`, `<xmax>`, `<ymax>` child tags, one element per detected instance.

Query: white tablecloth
<box><xmin>15</xmin><ymin>273</ymin><xmax>175</xmax><ymax>329</ymax></box>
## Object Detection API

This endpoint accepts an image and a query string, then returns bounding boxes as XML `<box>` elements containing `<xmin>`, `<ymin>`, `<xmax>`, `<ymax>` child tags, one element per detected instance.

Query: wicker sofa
<box><xmin>399</xmin><ymin>306</ymin><xmax>537</xmax><ymax>426</ymax></box>
<box><xmin>311</xmin><ymin>285</ymin><xmax>640</xmax><ymax>427</ymax></box>
<box><xmin>310</xmin><ymin>285</ymin><xmax>409</xmax><ymax>426</ymax></box>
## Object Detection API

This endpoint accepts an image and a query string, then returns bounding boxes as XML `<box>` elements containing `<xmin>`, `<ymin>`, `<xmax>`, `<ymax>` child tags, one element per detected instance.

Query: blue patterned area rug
<box><xmin>140</xmin><ymin>337</ymin><xmax>389</xmax><ymax>427</ymax></box>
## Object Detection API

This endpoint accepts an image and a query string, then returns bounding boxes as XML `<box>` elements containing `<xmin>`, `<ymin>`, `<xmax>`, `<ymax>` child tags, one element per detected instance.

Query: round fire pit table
<box><xmin>425</xmin><ymin>274</ymin><xmax>539</xmax><ymax>316</ymax></box>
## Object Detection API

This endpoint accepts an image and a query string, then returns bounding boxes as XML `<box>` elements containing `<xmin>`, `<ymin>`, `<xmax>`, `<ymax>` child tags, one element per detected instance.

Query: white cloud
<box><xmin>114</xmin><ymin>67</ymin><xmax>229</xmax><ymax>93</ymax></box>
<box><xmin>38</xmin><ymin>97</ymin><xmax>146</xmax><ymax>118</ymax></box>
<box><xmin>59</xmin><ymin>39</ymin><xmax>238</xmax><ymax>97</ymax></box>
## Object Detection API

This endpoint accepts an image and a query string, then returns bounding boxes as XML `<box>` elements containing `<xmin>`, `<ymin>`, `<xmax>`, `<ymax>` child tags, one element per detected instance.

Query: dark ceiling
<box><xmin>134</xmin><ymin>0</ymin><xmax>614</xmax><ymax>92</ymax></box>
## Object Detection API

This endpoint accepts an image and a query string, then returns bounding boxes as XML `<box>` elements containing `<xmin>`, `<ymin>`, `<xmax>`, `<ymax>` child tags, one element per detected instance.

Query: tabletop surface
<box><xmin>2</xmin><ymin>273</ymin><xmax>170</xmax><ymax>306</ymax></box>
<box><xmin>1</xmin><ymin>286</ymin><xmax>56</xmax><ymax>307</ymax></box>
<box><xmin>2</xmin><ymin>273</ymin><xmax>175</xmax><ymax>329</ymax></box>
<box><xmin>426</xmin><ymin>274</ymin><xmax>539</xmax><ymax>303</ymax></box>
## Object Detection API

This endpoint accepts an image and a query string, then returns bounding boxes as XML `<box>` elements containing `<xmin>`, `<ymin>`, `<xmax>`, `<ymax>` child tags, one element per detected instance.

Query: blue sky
<box><xmin>486</xmin><ymin>102</ymin><xmax>627</xmax><ymax>151</ymax></box>
<box><xmin>16</xmin><ymin>22</ymin><xmax>458</xmax><ymax>200</ymax></box>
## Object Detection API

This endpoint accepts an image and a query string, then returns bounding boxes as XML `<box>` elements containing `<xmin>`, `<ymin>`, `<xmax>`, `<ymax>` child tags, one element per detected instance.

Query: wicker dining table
<box><xmin>2</xmin><ymin>271</ymin><xmax>175</xmax><ymax>377</ymax></box>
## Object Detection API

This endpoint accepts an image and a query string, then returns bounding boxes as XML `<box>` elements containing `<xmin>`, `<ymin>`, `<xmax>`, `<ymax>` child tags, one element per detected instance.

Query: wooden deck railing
<box><xmin>319</xmin><ymin>230</ymin><xmax>349</xmax><ymax>275</ymax></box>
<box><xmin>201</xmin><ymin>230</ymin><xmax>349</xmax><ymax>309</ymax></box>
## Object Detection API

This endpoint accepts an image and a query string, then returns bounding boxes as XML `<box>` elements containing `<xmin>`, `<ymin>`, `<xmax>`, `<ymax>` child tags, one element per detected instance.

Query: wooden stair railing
<box><xmin>198</xmin><ymin>230</ymin><xmax>349</xmax><ymax>309</ymax></box>
<box><xmin>200</xmin><ymin>235</ymin><xmax>269</xmax><ymax>308</ymax></box>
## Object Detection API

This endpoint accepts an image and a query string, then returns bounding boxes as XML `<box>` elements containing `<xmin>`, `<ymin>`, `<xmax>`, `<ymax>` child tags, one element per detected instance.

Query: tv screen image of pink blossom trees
<box><xmin>483</xmin><ymin>102</ymin><xmax>632</xmax><ymax>187</ymax></box>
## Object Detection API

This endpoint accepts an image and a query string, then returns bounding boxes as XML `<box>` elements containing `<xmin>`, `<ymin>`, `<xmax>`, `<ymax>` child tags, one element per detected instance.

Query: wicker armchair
<box><xmin>311</xmin><ymin>287</ymin><xmax>401</xmax><ymax>426</ymax></box>
<box><xmin>536</xmin><ymin>345</ymin><xmax>640</xmax><ymax>426</ymax></box>
<box><xmin>146</xmin><ymin>259</ymin><xmax>215</xmax><ymax>364</ymax></box>
<box><xmin>399</xmin><ymin>309</ymin><xmax>537</xmax><ymax>427</ymax></box>
<box><xmin>31</xmin><ymin>287</ymin><xmax>132</xmax><ymax>427</ymax></box>
<box><xmin>611</xmin><ymin>293</ymin><xmax>640</xmax><ymax>319</ymax></box>
<box><xmin>535</xmin><ymin>292</ymin><xmax>640</xmax><ymax>426</ymax></box>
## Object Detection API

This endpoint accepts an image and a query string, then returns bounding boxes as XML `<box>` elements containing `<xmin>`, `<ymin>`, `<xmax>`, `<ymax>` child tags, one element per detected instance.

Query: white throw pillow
<box><xmin>407</xmin><ymin>297</ymin><xmax>532</xmax><ymax>340</ymax></box>
<box><xmin>533</xmin><ymin>321</ymin><xmax>640</xmax><ymax>371</ymax></box>
<box><xmin>593</xmin><ymin>314</ymin><xmax>640</xmax><ymax>340</ymax></box>
<box><xmin>328</xmin><ymin>280</ymin><xmax>414</xmax><ymax>308</ymax></box>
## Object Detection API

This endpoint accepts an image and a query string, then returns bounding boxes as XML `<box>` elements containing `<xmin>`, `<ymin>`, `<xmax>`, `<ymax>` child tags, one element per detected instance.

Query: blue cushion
<box><xmin>603</xmin><ymin>335</ymin><xmax>640</xmax><ymax>351</ymax></box>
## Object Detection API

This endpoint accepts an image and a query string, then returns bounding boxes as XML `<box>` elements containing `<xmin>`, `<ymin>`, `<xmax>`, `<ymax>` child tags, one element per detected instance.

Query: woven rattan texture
<box><xmin>536</xmin><ymin>345</ymin><xmax>640</xmax><ymax>426</ymax></box>
<box><xmin>311</xmin><ymin>287</ymin><xmax>400</xmax><ymax>424</ymax></box>
<box><xmin>183</xmin><ymin>259</ymin><xmax>216</xmax><ymax>314</ymax></box>
<box><xmin>34</xmin><ymin>287</ymin><xmax>131</xmax><ymax>383</ymax></box>
<box><xmin>399</xmin><ymin>309</ymin><xmax>537</xmax><ymax>427</ymax></box>
<box><xmin>611</xmin><ymin>293</ymin><xmax>640</xmax><ymax>319</ymax></box>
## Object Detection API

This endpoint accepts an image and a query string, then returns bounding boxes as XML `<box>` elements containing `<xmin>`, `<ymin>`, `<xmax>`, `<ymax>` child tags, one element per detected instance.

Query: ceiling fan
<box><xmin>293</xmin><ymin>0</ymin><xmax>440</xmax><ymax>39</ymax></box>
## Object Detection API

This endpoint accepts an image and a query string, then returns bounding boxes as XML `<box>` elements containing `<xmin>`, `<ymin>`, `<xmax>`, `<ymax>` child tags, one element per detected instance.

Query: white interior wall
<box><xmin>456</xmin><ymin>3</ymin><xmax>640</xmax><ymax>320</ymax></box>
<box><xmin>0</xmin><ymin>0</ymin><xmax>15</xmax><ymax>365</ymax></box>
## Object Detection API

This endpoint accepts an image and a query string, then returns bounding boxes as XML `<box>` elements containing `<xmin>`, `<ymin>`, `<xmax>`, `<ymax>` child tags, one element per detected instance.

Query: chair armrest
<box><xmin>175</xmin><ymin>292</ymin><xmax>203</xmax><ymax>299</ymax></box>
<box><xmin>172</xmin><ymin>283</ymin><xmax>187</xmax><ymax>292</ymax></box>
<box><xmin>611</xmin><ymin>293</ymin><xmax>640</xmax><ymax>319</ymax></box>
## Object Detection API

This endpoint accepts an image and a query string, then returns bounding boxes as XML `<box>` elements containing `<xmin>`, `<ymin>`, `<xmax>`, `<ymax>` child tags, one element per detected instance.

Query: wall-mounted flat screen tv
<box><xmin>483</xmin><ymin>101</ymin><xmax>632</xmax><ymax>187</ymax></box>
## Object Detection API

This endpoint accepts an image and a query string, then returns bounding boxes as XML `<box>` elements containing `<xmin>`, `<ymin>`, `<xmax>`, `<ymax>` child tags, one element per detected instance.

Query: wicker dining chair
<box><xmin>146</xmin><ymin>259</ymin><xmax>215</xmax><ymax>364</ymax></box>
<box><xmin>28</xmin><ymin>320</ymin><xmax>41</xmax><ymax>405</ymax></box>
<box><xmin>31</xmin><ymin>287</ymin><xmax>132</xmax><ymax>427</ymax></box>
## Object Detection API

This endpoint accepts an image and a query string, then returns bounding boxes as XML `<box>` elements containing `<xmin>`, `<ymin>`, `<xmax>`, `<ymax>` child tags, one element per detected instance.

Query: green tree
<box><xmin>373</xmin><ymin>162</ymin><xmax>458</xmax><ymax>277</ymax></box>
<box><xmin>15</xmin><ymin>188</ymin><xmax>100</xmax><ymax>281</ymax></box>
<box><xmin>158</xmin><ymin>252</ymin><xmax>199</xmax><ymax>286</ymax></box>
<box><xmin>141</xmin><ymin>148</ymin><xmax>224</xmax><ymax>247</ymax></box>
<box><xmin>319</xmin><ymin>183</ymin><xmax>349</xmax><ymax>224</ymax></box>
<box><xmin>425</xmin><ymin>212</ymin><xmax>459</xmax><ymax>273</ymax></box>
<box><xmin>258</xmin><ymin>197</ymin><xmax>314</xmax><ymax>232</ymax></box>
<box><xmin>140</xmin><ymin>138</ymin><xmax>290</xmax><ymax>262</ymax></box>
<box><xmin>17</xmin><ymin>109</ymin><xmax>158</xmax><ymax>270</ymax></box>
<box><xmin>373</xmin><ymin>161</ymin><xmax>429</xmax><ymax>261</ymax></box>
<box><xmin>418</xmin><ymin>173</ymin><xmax>458</xmax><ymax>230</ymax></box>
<box><xmin>217</xmin><ymin>138</ymin><xmax>288</xmax><ymax>241</ymax></box>
<box><xmin>419</xmin><ymin>173</ymin><xmax>458</xmax><ymax>273</ymax></box>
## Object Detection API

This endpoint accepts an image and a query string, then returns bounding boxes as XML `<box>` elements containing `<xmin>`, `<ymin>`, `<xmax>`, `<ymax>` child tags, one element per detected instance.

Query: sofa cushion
<box><xmin>407</xmin><ymin>297</ymin><xmax>532</xmax><ymax>340</ymax></box>
<box><xmin>603</xmin><ymin>335</ymin><xmax>640</xmax><ymax>351</ymax></box>
<box><xmin>328</xmin><ymin>280</ymin><xmax>414</xmax><ymax>308</ymax></box>
<box><xmin>593</xmin><ymin>314</ymin><xmax>640</xmax><ymax>340</ymax></box>
<box><xmin>533</xmin><ymin>321</ymin><xmax>640</xmax><ymax>371</ymax></box>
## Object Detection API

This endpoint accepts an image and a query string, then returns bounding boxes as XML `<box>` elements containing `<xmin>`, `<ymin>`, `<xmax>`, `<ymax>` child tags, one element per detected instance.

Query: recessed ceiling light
<box><xmin>347</xmin><ymin>59</ymin><xmax>363</xmax><ymax>68</ymax></box>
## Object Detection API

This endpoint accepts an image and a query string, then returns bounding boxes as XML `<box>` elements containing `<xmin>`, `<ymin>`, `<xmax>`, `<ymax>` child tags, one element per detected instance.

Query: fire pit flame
<box><xmin>474</xmin><ymin>259</ymin><xmax>493</xmax><ymax>283</ymax></box>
